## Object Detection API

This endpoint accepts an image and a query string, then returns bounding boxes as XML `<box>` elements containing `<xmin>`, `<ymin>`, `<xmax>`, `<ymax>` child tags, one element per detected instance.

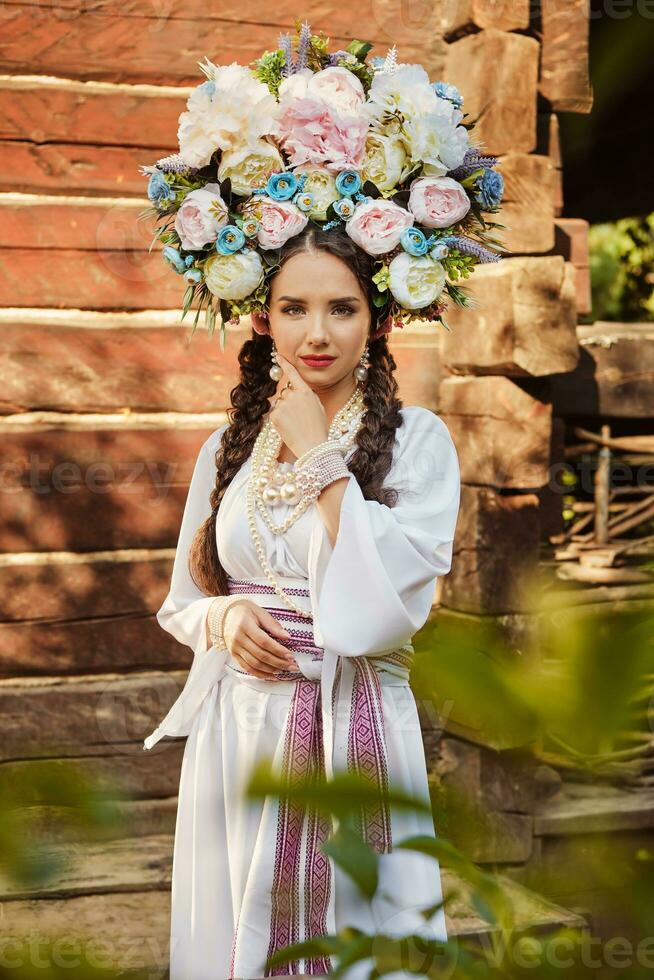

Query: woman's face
<box><xmin>255</xmin><ymin>249</ymin><xmax>371</xmax><ymax>389</ymax></box>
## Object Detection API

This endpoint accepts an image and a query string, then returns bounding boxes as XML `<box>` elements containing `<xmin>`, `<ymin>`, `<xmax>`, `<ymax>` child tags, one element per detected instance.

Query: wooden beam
<box><xmin>440</xmin><ymin>257</ymin><xmax>579</xmax><ymax>377</ymax></box>
<box><xmin>539</xmin><ymin>0</ymin><xmax>593</xmax><ymax>113</ymax></box>
<box><xmin>445</xmin><ymin>30</ymin><xmax>540</xmax><ymax>154</ymax></box>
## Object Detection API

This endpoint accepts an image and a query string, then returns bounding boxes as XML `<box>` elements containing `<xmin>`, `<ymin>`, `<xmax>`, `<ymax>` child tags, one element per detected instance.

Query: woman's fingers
<box><xmin>235</xmin><ymin>632</ymin><xmax>296</xmax><ymax>677</ymax></box>
<box><xmin>225</xmin><ymin>602</ymin><xmax>299</xmax><ymax>678</ymax></box>
<box><xmin>232</xmin><ymin>640</ymin><xmax>279</xmax><ymax>678</ymax></box>
<box><xmin>250</xmin><ymin>623</ymin><xmax>296</xmax><ymax>663</ymax></box>
<box><xmin>274</xmin><ymin>352</ymin><xmax>309</xmax><ymax>391</ymax></box>
<box><xmin>256</xmin><ymin>607</ymin><xmax>292</xmax><ymax>641</ymax></box>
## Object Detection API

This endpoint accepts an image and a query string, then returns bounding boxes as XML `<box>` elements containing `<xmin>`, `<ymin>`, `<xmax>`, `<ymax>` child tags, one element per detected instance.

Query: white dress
<box><xmin>143</xmin><ymin>405</ymin><xmax>461</xmax><ymax>980</ymax></box>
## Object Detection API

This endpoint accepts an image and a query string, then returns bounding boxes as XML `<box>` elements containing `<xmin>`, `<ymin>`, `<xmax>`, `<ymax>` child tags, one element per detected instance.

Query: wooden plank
<box><xmin>441</xmin><ymin>0</ymin><xmax>530</xmax><ymax>36</ymax></box>
<box><xmin>0</xmin><ymin>890</ymin><xmax>172</xmax><ymax>972</ymax></box>
<box><xmin>0</xmin><ymin>74</ymin><xmax>189</xmax><ymax>145</ymax></box>
<box><xmin>549</xmin><ymin>323</ymin><xmax>654</xmax><ymax>419</ymax></box>
<box><xmin>551</xmin><ymin>218</ymin><xmax>591</xmax><ymax>315</ymax></box>
<box><xmin>552</xmin><ymin>219</ymin><xmax>590</xmax><ymax>268</ymax></box>
<box><xmin>0</xmin><ymin>194</ymin><xmax>154</xmax><ymax>250</ymax></box>
<box><xmin>439</xmin><ymin>257</ymin><xmax>579</xmax><ymax>377</ymax></box>
<box><xmin>0</xmin><ymin>831</ymin><xmax>585</xmax><ymax>941</ymax></box>
<box><xmin>539</xmin><ymin>0</ymin><xmax>593</xmax><ymax>113</ymax></box>
<box><xmin>439</xmin><ymin>375</ymin><xmax>553</xmax><ymax>488</ymax></box>
<box><xmin>537</xmin><ymin>112</ymin><xmax>564</xmax><ymax>216</ymax></box>
<box><xmin>7</xmin><ymin>796</ymin><xmax>178</xmax><ymax>840</ymax></box>
<box><xmin>0</xmin><ymin>832</ymin><xmax>174</xmax><ymax>899</ymax></box>
<box><xmin>0</xmin><ymin>247</ymin><xmax>181</xmax><ymax>309</ymax></box>
<box><xmin>441</xmin><ymin>483</ymin><xmax>542</xmax><ymax>613</ymax></box>
<box><xmin>0</xmin><ymin>0</ymin><xmax>430</xmax><ymax>49</ymax></box>
<box><xmin>0</xmin><ymin>747</ymin><xmax>184</xmax><ymax>798</ymax></box>
<box><xmin>0</xmin><ymin>75</ymin><xmax>183</xmax><ymax>193</ymax></box>
<box><xmin>0</xmin><ymin>425</ymin><xmax>218</xmax><ymax>551</ymax></box>
<box><xmin>432</xmin><ymin>736</ymin><xmax>562</xmax><ymax>817</ymax></box>
<box><xmin>0</xmin><ymin>6</ymin><xmax>444</xmax><ymax>84</ymax></box>
<box><xmin>445</xmin><ymin>30</ymin><xmax>540</xmax><ymax>154</ymax></box>
<box><xmin>496</xmin><ymin>153</ymin><xmax>556</xmax><ymax>254</ymax></box>
<box><xmin>534</xmin><ymin>784</ymin><xmax>654</xmax><ymax>837</ymax></box>
<box><xmin>0</xmin><ymin>310</ymin><xmax>243</xmax><ymax>412</ymax></box>
<box><xmin>0</xmin><ymin>548</ymin><xmax>171</xmax><ymax>621</ymax></box>
<box><xmin>0</xmin><ymin>612</ymin><xmax>191</xmax><ymax>676</ymax></box>
<box><xmin>0</xmin><ymin>670</ymin><xmax>190</xmax><ymax>761</ymax></box>
<box><xmin>0</xmin><ymin>140</ymin><xmax>170</xmax><ymax>196</ymax></box>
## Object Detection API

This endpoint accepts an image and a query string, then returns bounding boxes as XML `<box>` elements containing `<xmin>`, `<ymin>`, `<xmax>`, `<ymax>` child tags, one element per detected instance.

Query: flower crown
<box><xmin>139</xmin><ymin>20</ymin><xmax>506</xmax><ymax>350</ymax></box>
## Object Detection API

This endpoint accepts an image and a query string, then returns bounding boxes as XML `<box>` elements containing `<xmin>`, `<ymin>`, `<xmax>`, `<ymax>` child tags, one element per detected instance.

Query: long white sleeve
<box><xmin>156</xmin><ymin>423</ymin><xmax>229</xmax><ymax>658</ymax></box>
<box><xmin>313</xmin><ymin>407</ymin><xmax>460</xmax><ymax>658</ymax></box>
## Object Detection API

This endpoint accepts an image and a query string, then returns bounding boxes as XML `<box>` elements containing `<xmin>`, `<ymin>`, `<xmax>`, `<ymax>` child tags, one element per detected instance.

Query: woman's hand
<box><xmin>269</xmin><ymin>353</ymin><xmax>329</xmax><ymax>459</ymax></box>
<box><xmin>223</xmin><ymin>600</ymin><xmax>298</xmax><ymax>679</ymax></box>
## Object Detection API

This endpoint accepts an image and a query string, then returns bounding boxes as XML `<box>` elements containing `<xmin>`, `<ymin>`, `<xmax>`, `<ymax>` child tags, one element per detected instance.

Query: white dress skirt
<box><xmin>143</xmin><ymin>406</ymin><xmax>461</xmax><ymax>980</ymax></box>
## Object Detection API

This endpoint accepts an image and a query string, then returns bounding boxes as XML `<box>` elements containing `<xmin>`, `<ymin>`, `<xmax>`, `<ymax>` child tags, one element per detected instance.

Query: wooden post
<box><xmin>595</xmin><ymin>424</ymin><xmax>611</xmax><ymax>545</ymax></box>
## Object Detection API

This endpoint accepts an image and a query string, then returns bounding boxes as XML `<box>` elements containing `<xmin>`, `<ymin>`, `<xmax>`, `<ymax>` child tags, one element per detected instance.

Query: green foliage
<box><xmin>443</xmin><ymin>249</ymin><xmax>476</xmax><ymax>284</ymax></box>
<box><xmin>588</xmin><ymin>212</ymin><xmax>654</xmax><ymax>322</ymax></box>
<box><xmin>250</xmin><ymin>48</ymin><xmax>287</xmax><ymax>97</ymax></box>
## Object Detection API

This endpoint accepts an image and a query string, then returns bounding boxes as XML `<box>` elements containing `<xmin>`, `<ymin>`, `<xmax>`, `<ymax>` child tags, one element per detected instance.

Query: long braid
<box><xmin>188</xmin><ymin>333</ymin><xmax>275</xmax><ymax>596</ymax></box>
<box><xmin>347</xmin><ymin>334</ymin><xmax>403</xmax><ymax>507</ymax></box>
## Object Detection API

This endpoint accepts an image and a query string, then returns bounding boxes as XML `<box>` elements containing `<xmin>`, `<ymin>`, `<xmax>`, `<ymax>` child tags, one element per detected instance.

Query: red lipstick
<box><xmin>300</xmin><ymin>355</ymin><xmax>336</xmax><ymax>368</ymax></box>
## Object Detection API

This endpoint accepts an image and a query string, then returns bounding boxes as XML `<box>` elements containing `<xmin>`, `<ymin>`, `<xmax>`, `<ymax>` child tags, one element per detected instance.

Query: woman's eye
<box><xmin>281</xmin><ymin>305</ymin><xmax>354</xmax><ymax>316</ymax></box>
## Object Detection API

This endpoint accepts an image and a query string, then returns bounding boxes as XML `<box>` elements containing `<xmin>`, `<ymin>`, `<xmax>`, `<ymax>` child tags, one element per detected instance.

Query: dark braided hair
<box><xmin>189</xmin><ymin>223</ymin><xmax>404</xmax><ymax>597</ymax></box>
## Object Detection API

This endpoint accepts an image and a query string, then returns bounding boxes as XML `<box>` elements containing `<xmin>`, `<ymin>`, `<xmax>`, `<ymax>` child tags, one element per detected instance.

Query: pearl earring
<box><xmin>269</xmin><ymin>341</ymin><xmax>283</xmax><ymax>381</ymax></box>
<box><xmin>353</xmin><ymin>345</ymin><xmax>370</xmax><ymax>383</ymax></box>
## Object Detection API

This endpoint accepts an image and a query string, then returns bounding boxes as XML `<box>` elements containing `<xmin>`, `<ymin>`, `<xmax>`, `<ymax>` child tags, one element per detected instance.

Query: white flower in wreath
<box><xmin>404</xmin><ymin>104</ymin><xmax>469</xmax><ymax>176</ymax></box>
<box><xmin>365</xmin><ymin>64</ymin><xmax>440</xmax><ymax>129</ymax></box>
<box><xmin>286</xmin><ymin>166</ymin><xmax>340</xmax><ymax>221</ymax></box>
<box><xmin>361</xmin><ymin>133</ymin><xmax>409</xmax><ymax>192</ymax></box>
<box><xmin>217</xmin><ymin>141</ymin><xmax>285</xmax><ymax>196</ymax></box>
<box><xmin>388</xmin><ymin>252</ymin><xmax>447</xmax><ymax>309</ymax></box>
<box><xmin>178</xmin><ymin>63</ymin><xmax>280</xmax><ymax>168</ymax></box>
<box><xmin>203</xmin><ymin>249</ymin><xmax>265</xmax><ymax>301</ymax></box>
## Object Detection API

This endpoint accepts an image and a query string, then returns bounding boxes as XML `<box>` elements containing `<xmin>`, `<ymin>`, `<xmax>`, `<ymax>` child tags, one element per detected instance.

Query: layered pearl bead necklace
<box><xmin>246</xmin><ymin>382</ymin><xmax>366</xmax><ymax>617</ymax></box>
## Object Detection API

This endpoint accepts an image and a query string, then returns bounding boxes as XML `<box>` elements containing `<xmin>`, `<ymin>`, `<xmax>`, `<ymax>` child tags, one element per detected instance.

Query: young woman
<box><xmin>143</xmin><ymin>223</ymin><xmax>461</xmax><ymax>979</ymax></box>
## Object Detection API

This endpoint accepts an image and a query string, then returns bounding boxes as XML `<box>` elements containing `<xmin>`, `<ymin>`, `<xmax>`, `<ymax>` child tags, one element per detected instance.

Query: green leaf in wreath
<box><xmin>346</xmin><ymin>39</ymin><xmax>373</xmax><ymax>62</ymax></box>
<box><xmin>361</xmin><ymin>179</ymin><xmax>381</xmax><ymax>200</ymax></box>
<box><xmin>219</xmin><ymin>177</ymin><xmax>232</xmax><ymax>206</ymax></box>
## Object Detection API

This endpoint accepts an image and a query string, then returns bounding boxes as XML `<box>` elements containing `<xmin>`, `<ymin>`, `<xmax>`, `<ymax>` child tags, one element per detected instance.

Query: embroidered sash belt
<box><xmin>225</xmin><ymin>576</ymin><xmax>413</xmax><ymax>977</ymax></box>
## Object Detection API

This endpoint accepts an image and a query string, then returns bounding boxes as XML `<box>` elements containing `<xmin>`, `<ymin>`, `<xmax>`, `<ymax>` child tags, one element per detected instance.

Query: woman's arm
<box><xmin>314</xmin><ymin>473</ymin><xmax>350</xmax><ymax>549</ymax></box>
<box><xmin>156</xmin><ymin>423</ymin><xmax>228</xmax><ymax>658</ymax></box>
<box><xmin>313</xmin><ymin>407</ymin><xmax>461</xmax><ymax>658</ymax></box>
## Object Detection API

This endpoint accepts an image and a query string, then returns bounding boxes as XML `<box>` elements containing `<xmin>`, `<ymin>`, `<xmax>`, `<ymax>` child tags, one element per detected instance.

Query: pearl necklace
<box><xmin>246</xmin><ymin>383</ymin><xmax>365</xmax><ymax>617</ymax></box>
